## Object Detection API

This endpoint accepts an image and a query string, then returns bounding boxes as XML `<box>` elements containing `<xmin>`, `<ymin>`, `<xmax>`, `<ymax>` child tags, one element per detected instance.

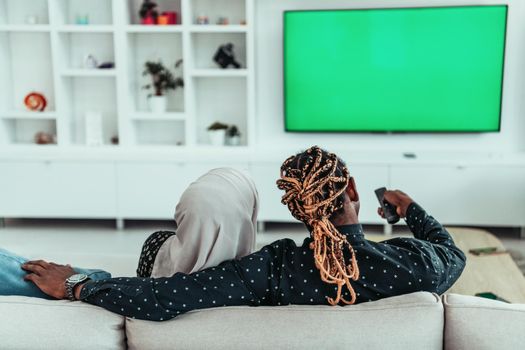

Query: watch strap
<box><xmin>65</xmin><ymin>274</ymin><xmax>90</xmax><ymax>301</ymax></box>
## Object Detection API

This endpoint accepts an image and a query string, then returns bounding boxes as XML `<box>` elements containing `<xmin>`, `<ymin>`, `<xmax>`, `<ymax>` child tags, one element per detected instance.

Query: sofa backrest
<box><xmin>443</xmin><ymin>293</ymin><xmax>525</xmax><ymax>350</ymax></box>
<box><xmin>125</xmin><ymin>292</ymin><xmax>444</xmax><ymax>350</ymax></box>
<box><xmin>0</xmin><ymin>296</ymin><xmax>126</xmax><ymax>350</ymax></box>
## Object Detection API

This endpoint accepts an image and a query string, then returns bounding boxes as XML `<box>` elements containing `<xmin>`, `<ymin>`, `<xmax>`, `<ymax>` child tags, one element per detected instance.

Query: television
<box><xmin>283</xmin><ymin>5</ymin><xmax>508</xmax><ymax>132</ymax></box>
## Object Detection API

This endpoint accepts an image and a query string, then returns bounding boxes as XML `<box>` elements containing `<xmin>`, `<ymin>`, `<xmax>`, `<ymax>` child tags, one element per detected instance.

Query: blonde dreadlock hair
<box><xmin>276</xmin><ymin>146</ymin><xmax>360</xmax><ymax>305</ymax></box>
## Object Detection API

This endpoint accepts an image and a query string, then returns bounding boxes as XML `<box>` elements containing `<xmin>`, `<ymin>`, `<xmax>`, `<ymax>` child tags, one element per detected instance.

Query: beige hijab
<box><xmin>151</xmin><ymin>168</ymin><xmax>259</xmax><ymax>277</ymax></box>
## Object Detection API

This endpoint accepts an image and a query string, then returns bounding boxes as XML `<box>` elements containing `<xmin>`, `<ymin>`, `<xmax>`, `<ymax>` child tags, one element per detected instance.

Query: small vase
<box><xmin>148</xmin><ymin>96</ymin><xmax>167</xmax><ymax>113</ymax></box>
<box><xmin>208</xmin><ymin>130</ymin><xmax>226</xmax><ymax>146</ymax></box>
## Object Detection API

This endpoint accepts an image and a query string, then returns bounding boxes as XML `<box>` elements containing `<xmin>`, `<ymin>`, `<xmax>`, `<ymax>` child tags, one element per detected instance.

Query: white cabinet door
<box><xmin>251</xmin><ymin>163</ymin><xmax>389</xmax><ymax>224</ymax></box>
<box><xmin>390</xmin><ymin>165</ymin><xmax>525</xmax><ymax>226</ymax></box>
<box><xmin>251</xmin><ymin>163</ymin><xmax>292</xmax><ymax>222</ymax></box>
<box><xmin>116</xmin><ymin>162</ymin><xmax>251</xmax><ymax>219</ymax></box>
<box><xmin>0</xmin><ymin>161</ymin><xmax>117</xmax><ymax>218</ymax></box>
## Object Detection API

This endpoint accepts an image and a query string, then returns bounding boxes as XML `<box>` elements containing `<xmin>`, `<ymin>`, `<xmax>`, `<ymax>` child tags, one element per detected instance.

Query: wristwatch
<box><xmin>65</xmin><ymin>274</ymin><xmax>90</xmax><ymax>301</ymax></box>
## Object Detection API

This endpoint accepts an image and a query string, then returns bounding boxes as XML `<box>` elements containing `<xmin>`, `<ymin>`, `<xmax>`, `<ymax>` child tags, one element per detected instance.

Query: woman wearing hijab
<box><xmin>0</xmin><ymin>168</ymin><xmax>259</xmax><ymax>299</ymax></box>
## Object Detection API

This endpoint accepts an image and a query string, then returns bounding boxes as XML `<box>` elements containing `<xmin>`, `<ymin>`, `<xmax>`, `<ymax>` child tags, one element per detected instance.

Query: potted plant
<box><xmin>207</xmin><ymin>122</ymin><xmax>229</xmax><ymax>146</ymax></box>
<box><xmin>142</xmin><ymin>59</ymin><xmax>183</xmax><ymax>113</ymax></box>
<box><xmin>226</xmin><ymin>125</ymin><xmax>241</xmax><ymax>146</ymax></box>
<box><xmin>139</xmin><ymin>0</ymin><xmax>158</xmax><ymax>25</ymax></box>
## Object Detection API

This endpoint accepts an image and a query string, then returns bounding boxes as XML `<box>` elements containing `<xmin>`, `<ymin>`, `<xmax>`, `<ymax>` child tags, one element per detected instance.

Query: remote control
<box><xmin>374</xmin><ymin>187</ymin><xmax>400</xmax><ymax>224</ymax></box>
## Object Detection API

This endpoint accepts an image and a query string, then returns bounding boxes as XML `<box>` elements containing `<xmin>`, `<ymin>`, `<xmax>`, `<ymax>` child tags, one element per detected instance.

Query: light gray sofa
<box><xmin>0</xmin><ymin>292</ymin><xmax>524</xmax><ymax>350</ymax></box>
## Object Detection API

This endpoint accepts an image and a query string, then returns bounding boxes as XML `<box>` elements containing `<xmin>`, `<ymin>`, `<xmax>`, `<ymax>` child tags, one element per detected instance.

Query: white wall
<box><xmin>254</xmin><ymin>0</ymin><xmax>525</xmax><ymax>154</ymax></box>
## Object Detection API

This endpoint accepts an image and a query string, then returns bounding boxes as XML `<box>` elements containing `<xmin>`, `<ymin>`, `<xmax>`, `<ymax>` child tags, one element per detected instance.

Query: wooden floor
<box><xmin>447</xmin><ymin>227</ymin><xmax>525</xmax><ymax>303</ymax></box>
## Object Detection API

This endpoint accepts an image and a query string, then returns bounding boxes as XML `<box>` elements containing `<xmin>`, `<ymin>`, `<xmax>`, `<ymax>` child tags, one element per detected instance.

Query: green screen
<box><xmin>284</xmin><ymin>6</ymin><xmax>507</xmax><ymax>132</ymax></box>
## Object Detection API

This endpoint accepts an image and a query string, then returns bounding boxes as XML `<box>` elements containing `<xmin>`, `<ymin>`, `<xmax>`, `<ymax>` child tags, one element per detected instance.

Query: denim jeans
<box><xmin>0</xmin><ymin>248</ymin><xmax>112</xmax><ymax>299</ymax></box>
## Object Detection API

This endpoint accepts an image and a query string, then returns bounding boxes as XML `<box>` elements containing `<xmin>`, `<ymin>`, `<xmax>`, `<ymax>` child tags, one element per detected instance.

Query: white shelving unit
<box><xmin>0</xmin><ymin>0</ymin><xmax>254</xmax><ymax>148</ymax></box>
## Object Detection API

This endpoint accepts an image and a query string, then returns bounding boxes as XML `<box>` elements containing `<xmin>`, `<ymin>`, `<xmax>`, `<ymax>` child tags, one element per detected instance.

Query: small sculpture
<box><xmin>24</xmin><ymin>92</ymin><xmax>47</xmax><ymax>111</ymax></box>
<box><xmin>196</xmin><ymin>14</ymin><xmax>209</xmax><ymax>25</ymax></box>
<box><xmin>84</xmin><ymin>54</ymin><xmax>98</xmax><ymax>69</ymax></box>
<box><xmin>217</xmin><ymin>17</ymin><xmax>229</xmax><ymax>25</ymax></box>
<box><xmin>213</xmin><ymin>43</ymin><xmax>241</xmax><ymax>69</ymax></box>
<box><xmin>34</xmin><ymin>132</ymin><xmax>56</xmax><ymax>145</ymax></box>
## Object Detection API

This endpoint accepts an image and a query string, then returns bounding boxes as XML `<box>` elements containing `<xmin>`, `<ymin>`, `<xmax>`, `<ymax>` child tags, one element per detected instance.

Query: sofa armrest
<box><xmin>0</xmin><ymin>296</ymin><xmax>126</xmax><ymax>350</ymax></box>
<box><xmin>443</xmin><ymin>294</ymin><xmax>525</xmax><ymax>350</ymax></box>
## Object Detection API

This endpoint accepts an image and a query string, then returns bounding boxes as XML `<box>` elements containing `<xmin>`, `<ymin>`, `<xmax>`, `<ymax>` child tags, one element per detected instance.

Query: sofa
<box><xmin>1</xmin><ymin>292</ymin><xmax>524</xmax><ymax>350</ymax></box>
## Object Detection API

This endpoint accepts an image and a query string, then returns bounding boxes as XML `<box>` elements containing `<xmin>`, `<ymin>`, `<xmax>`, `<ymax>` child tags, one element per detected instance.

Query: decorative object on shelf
<box><xmin>34</xmin><ymin>132</ymin><xmax>56</xmax><ymax>145</ymax></box>
<box><xmin>196</xmin><ymin>14</ymin><xmax>209</xmax><ymax>25</ymax></box>
<box><xmin>111</xmin><ymin>135</ymin><xmax>119</xmax><ymax>145</ymax></box>
<box><xmin>24</xmin><ymin>92</ymin><xmax>47</xmax><ymax>112</ymax></box>
<box><xmin>217</xmin><ymin>17</ymin><xmax>230</xmax><ymax>25</ymax></box>
<box><xmin>75</xmin><ymin>14</ymin><xmax>90</xmax><ymax>25</ymax></box>
<box><xmin>143</xmin><ymin>59</ymin><xmax>184</xmax><ymax>113</ymax></box>
<box><xmin>25</xmin><ymin>15</ymin><xmax>38</xmax><ymax>25</ymax></box>
<box><xmin>84</xmin><ymin>54</ymin><xmax>98</xmax><ymax>69</ymax></box>
<box><xmin>207</xmin><ymin>122</ymin><xmax>229</xmax><ymax>146</ymax></box>
<box><xmin>158</xmin><ymin>14</ymin><xmax>170</xmax><ymax>25</ymax></box>
<box><xmin>85</xmin><ymin>111</ymin><xmax>104</xmax><ymax>146</ymax></box>
<box><xmin>213</xmin><ymin>43</ymin><xmax>242</xmax><ymax>69</ymax></box>
<box><xmin>158</xmin><ymin>11</ymin><xmax>177</xmax><ymax>25</ymax></box>
<box><xmin>98</xmin><ymin>62</ymin><xmax>115</xmax><ymax>69</ymax></box>
<box><xmin>226</xmin><ymin>125</ymin><xmax>241</xmax><ymax>146</ymax></box>
<box><xmin>148</xmin><ymin>95</ymin><xmax>167</xmax><ymax>113</ymax></box>
<box><xmin>240</xmin><ymin>19</ymin><xmax>247</xmax><ymax>25</ymax></box>
<box><xmin>139</xmin><ymin>0</ymin><xmax>158</xmax><ymax>25</ymax></box>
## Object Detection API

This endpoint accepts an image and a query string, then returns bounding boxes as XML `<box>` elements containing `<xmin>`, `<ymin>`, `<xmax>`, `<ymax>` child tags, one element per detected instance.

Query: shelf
<box><xmin>57</xmin><ymin>31</ymin><xmax>115</xmax><ymax>73</ymax></box>
<box><xmin>126</xmin><ymin>0</ymin><xmax>182</xmax><ymax>26</ymax></box>
<box><xmin>61</xmin><ymin>69</ymin><xmax>116</xmax><ymax>77</ymax></box>
<box><xmin>56</xmin><ymin>25</ymin><xmax>114</xmax><ymax>33</ymax></box>
<box><xmin>130</xmin><ymin>112</ymin><xmax>185</xmax><ymax>121</ymax></box>
<box><xmin>189</xmin><ymin>25</ymin><xmax>247</xmax><ymax>33</ymax></box>
<box><xmin>0</xmin><ymin>0</ymin><xmax>253</xmax><ymax>149</ymax></box>
<box><xmin>54</xmin><ymin>0</ymin><xmax>113</xmax><ymax>26</ymax></box>
<box><xmin>133</xmin><ymin>119</ymin><xmax>186</xmax><ymax>146</ymax></box>
<box><xmin>0</xmin><ymin>25</ymin><xmax>50</xmax><ymax>32</ymax></box>
<box><xmin>125</xmin><ymin>25</ymin><xmax>183</xmax><ymax>33</ymax></box>
<box><xmin>191</xmin><ymin>0</ymin><xmax>247</xmax><ymax>27</ymax></box>
<box><xmin>191</xmin><ymin>69</ymin><xmax>248</xmax><ymax>77</ymax></box>
<box><xmin>0</xmin><ymin>111</ymin><xmax>57</xmax><ymax>119</ymax></box>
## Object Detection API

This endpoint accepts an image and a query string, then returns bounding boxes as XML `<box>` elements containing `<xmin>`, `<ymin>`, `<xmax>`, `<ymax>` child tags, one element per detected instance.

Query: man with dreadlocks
<box><xmin>18</xmin><ymin>146</ymin><xmax>465</xmax><ymax>321</ymax></box>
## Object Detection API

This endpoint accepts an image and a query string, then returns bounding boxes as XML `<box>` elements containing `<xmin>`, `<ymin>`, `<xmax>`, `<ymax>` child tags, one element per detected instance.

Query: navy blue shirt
<box><xmin>80</xmin><ymin>203</ymin><xmax>466</xmax><ymax>321</ymax></box>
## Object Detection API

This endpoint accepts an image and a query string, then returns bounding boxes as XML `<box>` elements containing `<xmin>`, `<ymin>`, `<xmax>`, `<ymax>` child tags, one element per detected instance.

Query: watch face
<box><xmin>69</xmin><ymin>274</ymin><xmax>88</xmax><ymax>283</ymax></box>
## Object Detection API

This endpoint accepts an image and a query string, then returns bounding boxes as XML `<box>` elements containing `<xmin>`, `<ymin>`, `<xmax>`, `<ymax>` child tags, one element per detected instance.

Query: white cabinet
<box><xmin>0</xmin><ymin>158</ymin><xmax>523</xmax><ymax>228</ymax></box>
<box><xmin>390</xmin><ymin>165</ymin><xmax>525</xmax><ymax>226</ymax></box>
<box><xmin>116</xmin><ymin>162</ymin><xmax>251</xmax><ymax>219</ymax></box>
<box><xmin>0</xmin><ymin>161</ymin><xmax>116</xmax><ymax>218</ymax></box>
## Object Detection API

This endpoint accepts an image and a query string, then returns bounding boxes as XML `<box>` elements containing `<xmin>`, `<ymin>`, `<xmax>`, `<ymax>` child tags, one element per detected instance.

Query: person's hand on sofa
<box><xmin>377</xmin><ymin>189</ymin><xmax>414</xmax><ymax>218</ymax></box>
<box><xmin>22</xmin><ymin>260</ymin><xmax>75</xmax><ymax>299</ymax></box>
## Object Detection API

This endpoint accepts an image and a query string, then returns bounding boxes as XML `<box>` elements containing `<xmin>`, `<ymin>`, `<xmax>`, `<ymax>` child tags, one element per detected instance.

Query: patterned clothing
<box><xmin>136</xmin><ymin>231</ymin><xmax>177</xmax><ymax>278</ymax></box>
<box><xmin>79</xmin><ymin>203</ymin><xmax>466</xmax><ymax>321</ymax></box>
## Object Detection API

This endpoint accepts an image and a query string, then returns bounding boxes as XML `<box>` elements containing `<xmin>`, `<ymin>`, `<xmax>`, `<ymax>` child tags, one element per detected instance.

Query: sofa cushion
<box><xmin>126</xmin><ymin>291</ymin><xmax>443</xmax><ymax>350</ymax></box>
<box><xmin>0</xmin><ymin>296</ymin><xmax>126</xmax><ymax>350</ymax></box>
<box><xmin>444</xmin><ymin>294</ymin><xmax>525</xmax><ymax>350</ymax></box>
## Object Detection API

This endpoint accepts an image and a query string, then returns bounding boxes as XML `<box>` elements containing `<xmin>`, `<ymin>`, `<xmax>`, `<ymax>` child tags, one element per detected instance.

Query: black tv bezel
<box><xmin>282</xmin><ymin>5</ymin><xmax>508</xmax><ymax>134</ymax></box>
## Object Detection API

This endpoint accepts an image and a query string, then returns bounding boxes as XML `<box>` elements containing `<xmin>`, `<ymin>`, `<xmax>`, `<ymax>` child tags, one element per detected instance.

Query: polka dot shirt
<box><xmin>79</xmin><ymin>203</ymin><xmax>466</xmax><ymax>321</ymax></box>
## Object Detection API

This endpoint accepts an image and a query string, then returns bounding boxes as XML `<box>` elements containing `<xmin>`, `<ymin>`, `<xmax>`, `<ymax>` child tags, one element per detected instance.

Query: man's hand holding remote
<box><xmin>377</xmin><ymin>190</ymin><xmax>414</xmax><ymax>218</ymax></box>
